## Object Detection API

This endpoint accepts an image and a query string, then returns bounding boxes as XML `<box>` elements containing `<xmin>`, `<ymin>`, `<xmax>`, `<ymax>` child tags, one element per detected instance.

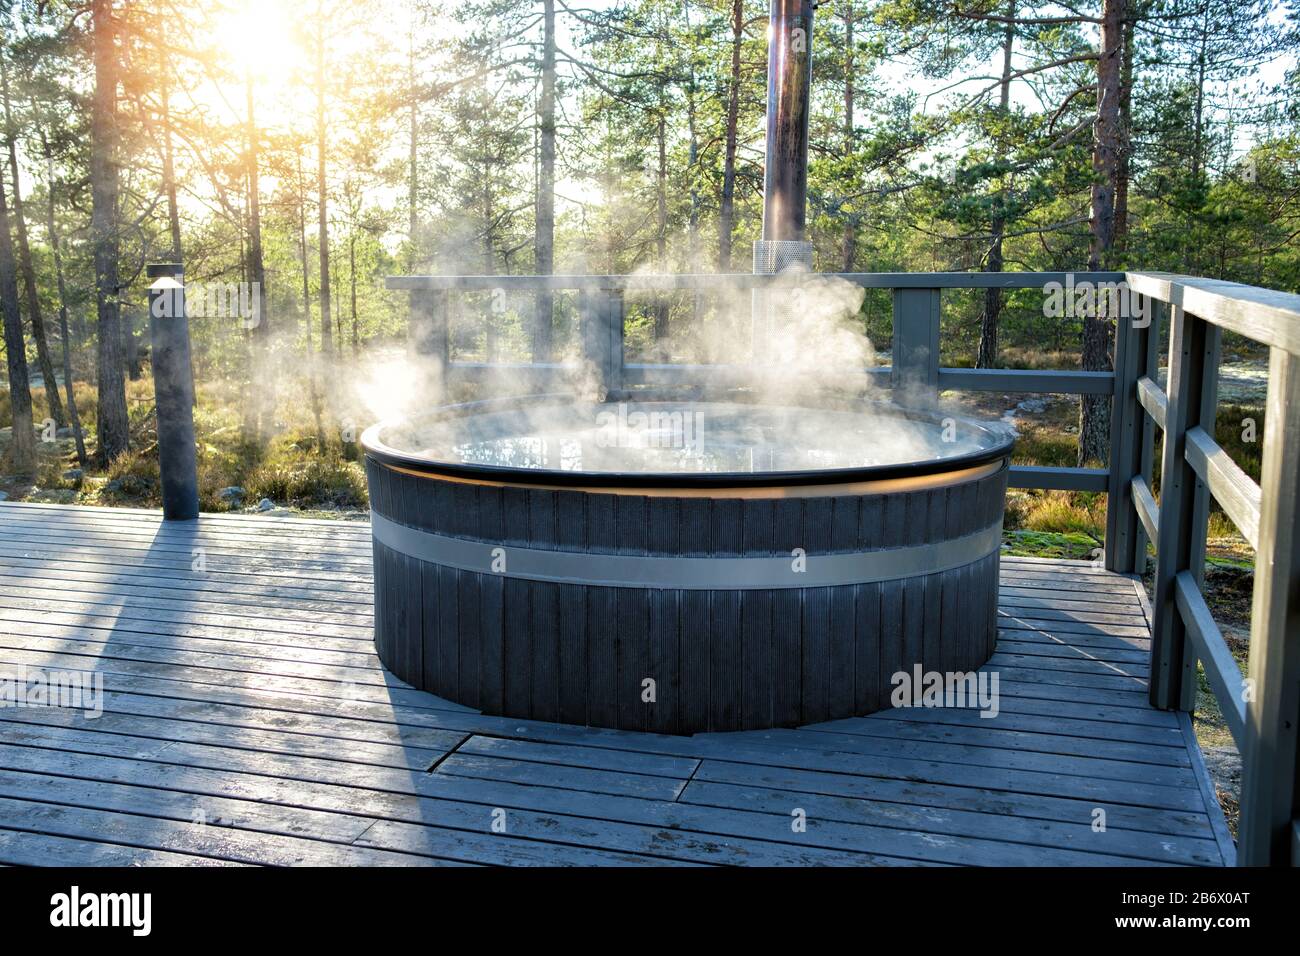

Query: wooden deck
<box><xmin>0</xmin><ymin>501</ymin><xmax>1234</xmax><ymax>866</ymax></box>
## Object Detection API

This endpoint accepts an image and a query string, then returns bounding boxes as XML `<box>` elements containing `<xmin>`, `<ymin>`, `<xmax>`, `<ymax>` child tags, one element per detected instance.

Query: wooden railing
<box><xmin>1110</xmin><ymin>272</ymin><xmax>1300</xmax><ymax>867</ymax></box>
<box><xmin>388</xmin><ymin>271</ymin><xmax>1125</xmax><ymax>493</ymax></box>
<box><xmin>388</xmin><ymin>268</ymin><xmax>1300</xmax><ymax>865</ymax></box>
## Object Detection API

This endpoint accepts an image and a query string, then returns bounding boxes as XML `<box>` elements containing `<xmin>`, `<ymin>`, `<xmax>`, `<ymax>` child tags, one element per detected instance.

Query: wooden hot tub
<box><xmin>361</xmin><ymin>394</ymin><xmax>1013</xmax><ymax>734</ymax></box>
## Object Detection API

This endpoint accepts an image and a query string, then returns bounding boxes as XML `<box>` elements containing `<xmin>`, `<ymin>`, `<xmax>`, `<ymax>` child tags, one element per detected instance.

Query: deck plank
<box><xmin>0</xmin><ymin>502</ymin><xmax>1232</xmax><ymax>866</ymax></box>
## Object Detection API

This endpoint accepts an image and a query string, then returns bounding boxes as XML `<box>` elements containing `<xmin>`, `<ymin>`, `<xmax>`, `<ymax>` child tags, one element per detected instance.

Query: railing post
<box><xmin>1149</xmin><ymin>305</ymin><xmax>1220</xmax><ymax>710</ymax></box>
<box><xmin>146</xmin><ymin>262</ymin><xmax>198</xmax><ymax>521</ymax></box>
<box><xmin>1106</xmin><ymin>293</ymin><xmax>1156</xmax><ymax>572</ymax></box>
<box><xmin>891</xmin><ymin>287</ymin><xmax>940</xmax><ymax>399</ymax></box>
<box><xmin>606</xmin><ymin>287</ymin><xmax>625</xmax><ymax>394</ymax></box>
<box><xmin>409</xmin><ymin>288</ymin><xmax>447</xmax><ymax>401</ymax></box>
<box><xmin>580</xmin><ymin>283</ymin><xmax>623</xmax><ymax>399</ymax></box>
<box><xmin>534</xmin><ymin>286</ymin><xmax>554</xmax><ymax>363</ymax></box>
<box><xmin>1238</xmin><ymin>346</ymin><xmax>1300</xmax><ymax>866</ymax></box>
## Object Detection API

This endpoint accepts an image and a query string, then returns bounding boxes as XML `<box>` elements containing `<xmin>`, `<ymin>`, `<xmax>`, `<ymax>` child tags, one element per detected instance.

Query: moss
<box><xmin>98</xmin><ymin>450</ymin><xmax>162</xmax><ymax>505</ymax></box>
<box><xmin>1001</xmin><ymin>529</ymin><xmax>1103</xmax><ymax>561</ymax></box>
<box><xmin>247</xmin><ymin>456</ymin><xmax>368</xmax><ymax>509</ymax></box>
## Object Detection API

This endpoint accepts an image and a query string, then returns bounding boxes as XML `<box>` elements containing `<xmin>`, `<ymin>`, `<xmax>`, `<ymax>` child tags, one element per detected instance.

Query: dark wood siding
<box><xmin>366</xmin><ymin>459</ymin><xmax>1008</xmax><ymax>733</ymax></box>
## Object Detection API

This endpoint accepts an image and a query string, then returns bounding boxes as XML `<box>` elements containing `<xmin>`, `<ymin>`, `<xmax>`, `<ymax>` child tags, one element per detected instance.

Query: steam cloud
<box><xmin>361</xmin><ymin>270</ymin><xmax>1011</xmax><ymax>477</ymax></box>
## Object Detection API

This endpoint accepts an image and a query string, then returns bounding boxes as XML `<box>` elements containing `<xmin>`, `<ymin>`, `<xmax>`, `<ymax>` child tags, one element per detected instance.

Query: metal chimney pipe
<box><xmin>760</xmin><ymin>0</ymin><xmax>815</xmax><ymax>245</ymax></box>
<box><xmin>752</xmin><ymin>0</ymin><xmax>815</xmax><ymax>353</ymax></box>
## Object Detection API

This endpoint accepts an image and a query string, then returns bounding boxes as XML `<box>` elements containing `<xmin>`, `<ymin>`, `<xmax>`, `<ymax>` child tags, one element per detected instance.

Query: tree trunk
<box><xmin>976</xmin><ymin>0</ymin><xmax>1015</xmax><ymax>370</ymax></box>
<box><xmin>334</xmin><ymin>249</ymin><xmax>344</xmax><ymax>347</ymax></box>
<box><xmin>160</xmin><ymin>71</ymin><xmax>183</xmax><ymax>261</ymax></box>
<box><xmin>1190</xmin><ymin>16</ymin><xmax>1208</xmax><ymax>185</ymax></box>
<box><xmin>238</xmin><ymin>179</ymin><xmax>258</xmax><ymax>443</ymax></box>
<box><xmin>1079</xmin><ymin>0</ymin><xmax>1126</xmax><ymax>467</ymax></box>
<box><xmin>407</xmin><ymin>26</ymin><xmax>419</xmax><ymax>272</ymax></box>
<box><xmin>245</xmin><ymin>75</ymin><xmax>272</xmax><ymax>439</ymax></box>
<box><xmin>330</xmin><ymin>251</ymin><xmax>340</xmax><ymax>348</ymax></box>
<box><xmin>482</xmin><ymin>176</ymin><xmax>499</xmax><ymax>361</ymax></box>
<box><xmin>686</xmin><ymin>74</ymin><xmax>700</xmax><ymax>266</ymax></box>
<box><xmin>39</xmin><ymin>128</ymin><xmax>86</xmax><ymax>463</ymax></box>
<box><xmin>314</xmin><ymin>12</ymin><xmax>333</xmax><ymax>356</ymax></box>
<box><xmin>654</xmin><ymin>109</ymin><xmax>670</xmax><ymax>341</ymax></box>
<box><xmin>246</xmin><ymin>76</ymin><xmax>267</xmax><ymax>339</ymax></box>
<box><xmin>1114</xmin><ymin>8</ymin><xmax>1134</xmax><ymax>254</ymax></box>
<box><xmin>297</xmin><ymin>146</ymin><xmax>312</xmax><ymax>345</ymax></box>
<box><xmin>718</xmin><ymin>0</ymin><xmax>743</xmax><ymax>271</ymax></box>
<box><xmin>91</xmin><ymin>0</ymin><xmax>128</xmax><ymax>466</ymax></box>
<box><xmin>2</xmin><ymin>55</ymin><xmax>65</xmax><ymax>427</ymax></box>
<box><xmin>1090</xmin><ymin>0</ymin><xmax>1124</xmax><ymax>269</ymax></box>
<box><xmin>296</xmin><ymin>145</ymin><xmax>327</xmax><ymax>453</ymax></box>
<box><xmin>533</xmin><ymin>0</ymin><xmax>556</xmax><ymax>360</ymax></box>
<box><xmin>684</xmin><ymin>0</ymin><xmax>703</xmax><ymax>320</ymax></box>
<box><xmin>684</xmin><ymin>0</ymin><xmax>701</xmax><ymax>270</ymax></box>
<box><xmin>976</xmin><ymin>258</ymin><xmax>1003</xmax><ymax>370</ymax></box>
<box><xmin>841</xmin><ymin>3</ymin><xmax>856</xmax><ymax>272</ymax></box>
<box><xmin>349</xmin><ymin>231</ymin><xmax>359</xmax><ymax>355</ymax></box>
<box><xmin>0</xmin><ymin>159</ymin><xmax>34</xmax><ymax>475</ymax></box>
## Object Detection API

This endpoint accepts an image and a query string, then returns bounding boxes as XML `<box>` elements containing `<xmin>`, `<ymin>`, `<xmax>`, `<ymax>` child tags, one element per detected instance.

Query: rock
<box><xmin>63</xmin><ymin>468</ymin><xmax>84</xmax><ymax>482</ymax></box>
<box><xmin>257</xmin><ymin>497</ymin><xmax>276</xmax><ymax>512</ymax></box>
<box><xmin>218</xmin><ymin>486</ymin><xmax>245</xmax><ymax>502</ymax></box>
<box><xmin>1017</xmin><ymin>397</ymin><xmax>1047</xmax><ymax>414</ymax></box>
<box><xmin>56</xmin><ymin>427</ymin><xmax>74</xmax><ymax>439</ymax></box>
<box><xmin>0</xmin><ymin>491</ymin><xmax>8</xmax><ymax>501</ymax></box>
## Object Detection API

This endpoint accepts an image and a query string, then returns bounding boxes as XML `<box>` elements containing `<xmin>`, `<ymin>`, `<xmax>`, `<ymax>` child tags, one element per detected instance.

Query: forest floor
<box><xmin>1</xmin><ymin>357</ymin><xmax>1265</xmax><ymax>839</ymax></box>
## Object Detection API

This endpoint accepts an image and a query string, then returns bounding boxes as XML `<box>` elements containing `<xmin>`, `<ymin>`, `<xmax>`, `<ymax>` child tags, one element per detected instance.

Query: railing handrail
<box><xmin>387</xmin><ymin>270</ymin><xmax>1127</xmax><ymax>291</ymax></box>
<box><xmin>1125</xmin><ymin>272</ymin><xmax>1300</xmax><ymax>354</ymax></box>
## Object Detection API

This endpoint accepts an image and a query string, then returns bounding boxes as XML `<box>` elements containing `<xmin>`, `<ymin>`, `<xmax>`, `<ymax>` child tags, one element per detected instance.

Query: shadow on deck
<box><xmin>0</xmin><ymin>501</ymin><xmax>1233</xmax><ymax>866</ymax></box>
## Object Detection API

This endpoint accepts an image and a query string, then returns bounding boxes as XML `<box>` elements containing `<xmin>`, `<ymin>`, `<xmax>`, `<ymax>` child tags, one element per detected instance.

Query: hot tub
<box><xmin>361</xmin><ymin>393</ymin><xmax>1013</xmax><ymax>734</ymax></box>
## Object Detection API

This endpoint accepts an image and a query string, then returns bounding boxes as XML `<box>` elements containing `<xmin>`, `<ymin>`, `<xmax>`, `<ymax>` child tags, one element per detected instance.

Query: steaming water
<box><xmin>376</xmin><ymin>401</ymin><xmax>1006</xmax><ymax>476</ymax></box>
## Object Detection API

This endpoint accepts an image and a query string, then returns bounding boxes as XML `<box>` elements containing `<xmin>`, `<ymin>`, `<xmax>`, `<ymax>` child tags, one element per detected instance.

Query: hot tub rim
<box><xmin>360</xmin><ymin>392</ymin><xmax>1016</xmax><ymax>489</ymax></box>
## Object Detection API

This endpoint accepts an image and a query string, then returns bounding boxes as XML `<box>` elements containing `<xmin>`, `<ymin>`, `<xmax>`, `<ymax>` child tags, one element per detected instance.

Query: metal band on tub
<box><xmin>370</xmin><ymin>511</ymin><xmax>1001</xmax><ymax>591</ymax></box>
